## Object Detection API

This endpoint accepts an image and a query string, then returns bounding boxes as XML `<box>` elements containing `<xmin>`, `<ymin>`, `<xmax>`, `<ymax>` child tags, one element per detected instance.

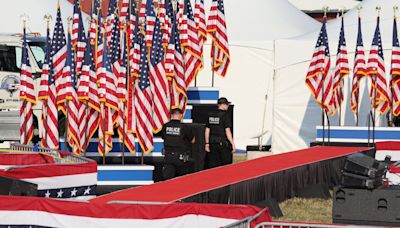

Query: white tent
<box><xmin>0</xmin><ymin>0</ymin><xmax>88</xmax><ymax>35</ymax></box>
<box><xmin>288</xmin><ymin>0</ymin><xmax>360</xmax><ymax>12</ymax></box>
<box><xmin>195</xmin><ymin>0</ymin><xmax>320</xmax><ymax>150</ymax></box>
<box><xmin>273</xmin><ymin>0</ymin><xmax>398</xmax><ymax>153</ymax></box>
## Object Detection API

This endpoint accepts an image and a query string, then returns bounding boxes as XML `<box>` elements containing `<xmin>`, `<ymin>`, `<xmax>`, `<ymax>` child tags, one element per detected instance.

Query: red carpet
<box><xmin>91</xmin><ymin>146</ymin><xmax>370</xmax><ymax>204</ymax></box>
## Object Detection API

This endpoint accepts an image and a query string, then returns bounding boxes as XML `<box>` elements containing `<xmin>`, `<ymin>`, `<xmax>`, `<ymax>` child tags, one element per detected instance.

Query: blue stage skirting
<box><xmin>316</xmin><ymin>126</ymin><xmax>400</xmax><ymax>143</ymax></box>
<box><xmin>97</xmin><ymin>165</ymin><xmax>154</xmax><ymax>186</ymax></box>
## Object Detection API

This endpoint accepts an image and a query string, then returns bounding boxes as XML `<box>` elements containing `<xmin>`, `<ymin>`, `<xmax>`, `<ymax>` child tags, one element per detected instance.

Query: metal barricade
<box><xmin>9</xmin><ymin>143</ymin><xmax>91</xmax><ymax>164</ymax></box>
<box><xmin>223</xmin><ymin>208</ymin><xmax>268</xmax><ymax>228</ymax></box>
<box><xmin>255</xmin><ymin>222</ymin><xmax>371</xmax><ymax>228</ymax></box>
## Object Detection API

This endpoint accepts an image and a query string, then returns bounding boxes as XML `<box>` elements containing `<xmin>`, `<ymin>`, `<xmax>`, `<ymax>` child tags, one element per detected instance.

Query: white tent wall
<box><xmin>273</xmin><ymin>0</ymin><xmax>398</xmax><ymax>153</ymax></box>
<box><xmin>0</xmin><ymin>0</ymin><xmax>88</xmax><ymax>35</ymax></box>
<box><xmin>194</xmin><ymin>42</ymin><xmax>274</xmax><ymax>150</ymax></box>
<box><xmin>193</xmin><ymin>0</ymin><xmax>320</xmax><ymax>150</ymax></box>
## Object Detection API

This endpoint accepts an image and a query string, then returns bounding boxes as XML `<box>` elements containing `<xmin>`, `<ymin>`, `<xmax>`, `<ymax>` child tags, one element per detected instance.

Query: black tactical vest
<box><xmin>163</xmin><ymin>120</ymin><xmax>189</xmax><ymax>153</ymax></box>
<box><xmin>207</xmin><ymin>110</ymin><xmax>228</xmax><ymax>140</ymax></box>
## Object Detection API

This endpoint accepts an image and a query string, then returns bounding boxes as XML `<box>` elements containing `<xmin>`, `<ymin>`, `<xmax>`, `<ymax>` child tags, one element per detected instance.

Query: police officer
<box><xmin>161</xmin><ymin>108</ymin><xmax>195</xmax><ymax>180</ymax></box>
<box><xmin>205</xmin><ymin>97</ymin><xmax>236</xmax><ymax>169</ymax></box>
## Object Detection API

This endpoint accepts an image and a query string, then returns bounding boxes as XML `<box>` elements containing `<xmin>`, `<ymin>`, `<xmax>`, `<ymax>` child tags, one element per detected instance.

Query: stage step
<box><xmin>187</xmin><ymin>87</ymin><xmax>219</xmax><ymax>104</ymax></box>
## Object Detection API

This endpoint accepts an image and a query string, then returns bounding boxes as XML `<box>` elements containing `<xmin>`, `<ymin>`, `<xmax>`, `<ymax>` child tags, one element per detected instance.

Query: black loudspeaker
<box><xmin>333</xmin><ymin>186</ymin><xmax>400</xmax><ymax>226</ymax></box>
<box><xmin>344</xmin><ymin>153</ymin><xmax>385</xmax><ymax>178</ymax></box>
<box><xmin>341</xmin><ymin>172</ymin><xmax>383</xmax><ymax>189</ymax></box>
<box><xmin>254</xmin><ymin>198</ymin><xmax>283</xmax><ymax>217</ymax></box>
<box><xmin>297</xmin><ymin>184</ymin><xmax>331</xmax><ymax>199</ymax></box>
<box><xmin>0</xmin><ymin>175</ymin><xmax>38</xmax><ymax>196</ymax></box>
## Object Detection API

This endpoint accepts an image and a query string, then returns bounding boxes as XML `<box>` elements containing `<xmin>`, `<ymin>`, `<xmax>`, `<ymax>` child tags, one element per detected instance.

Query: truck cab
<box><xmin>0</xmin><ymin>34</ymin><xmax>46</xmax><ymax>142</ymax></box>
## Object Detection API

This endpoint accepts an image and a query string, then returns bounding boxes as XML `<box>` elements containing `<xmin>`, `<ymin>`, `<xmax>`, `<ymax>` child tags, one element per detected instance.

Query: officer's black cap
<box><xmin>217</xmin><ymin>97</ymin><xmax>231</xmax><ymax>105</ymax></box>
<box><xmin>170</xmin><ymin>108</ymin><xmax>183</xmax><ymax>115</ymax></box>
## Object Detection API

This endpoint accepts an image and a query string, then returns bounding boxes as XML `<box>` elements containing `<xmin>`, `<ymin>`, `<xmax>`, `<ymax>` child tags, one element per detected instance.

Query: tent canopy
<box><xmin>195</xmin><ymin>0</ymin><xmax>320</xmax><ymax>150</ymax></box>
<box><xmin>273</xmin><ymin>0</ymin><xmax>398</xmax><ymax>153</ymax></box>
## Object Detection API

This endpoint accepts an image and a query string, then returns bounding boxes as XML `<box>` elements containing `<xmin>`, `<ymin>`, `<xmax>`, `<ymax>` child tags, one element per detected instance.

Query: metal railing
<box><xmin>9</xmin><ymin>143</ymin><xmax>91</xmax><ymax>164</ymax></box>
<box><xmin>223</xmin><ymin>208</ymin><xmax>267</xmax><ymax>228</ymax></box>
<box><xmin>255</xmin><ymin>222</ymin><xmax>371</xmax><ymax>228</ymax></box>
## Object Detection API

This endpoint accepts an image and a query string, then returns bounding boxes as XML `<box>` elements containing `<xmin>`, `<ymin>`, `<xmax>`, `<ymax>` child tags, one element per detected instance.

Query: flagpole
<box><xmin>82</xmin><ymin>18</ymin><xmax>92</xmax><ymax>156</ymax></box>
<box><xmin>211</xmin><ymin>35</ymin><xmax>216</xmax><ymax>87</ymax></box>
<box><xmin>65</xmin><ymin>18</ymin><xmax>73</xmax><ymax>152</ymax></box>
<box><xmin>373</xmin><ymin>7</ymin><xmax>381</xmax><ymax>143</ymax></box>
<box><xmin>321</xmin><ymin>7</ymin><xmax>329</xmax><ymax>145</ymax></box>
<box><xmin>20</xmin><ymin>14</ymin><xmax>28</xmax><ymax>145</ymax></box>
<box><xmin>102</xmin><ymin>103</ymin><xmax>106</xmax><ymax>164</ymax></box>
<box><xmin>139</xmin><ymin>19</ymin><xmax>145</xmax><ymax>165</ymax></box>
<box><xmin>44</xmin><ymin>14</ymin><xmax>52</xmax><ymax>147</ymax></box>
<box><xmin>356</xmin><ymin>78</ymin><xmax>359</xmax><ymax>126</ymax></box>
<box><xmin>391</xmin><ymin>6</ymin><xmax>398</xmax><ymax>125</ymax></box>
<box><xmin>121</xmin><ymin>5</ymin><xmax>131</xmax><ymax>166</ymax></box>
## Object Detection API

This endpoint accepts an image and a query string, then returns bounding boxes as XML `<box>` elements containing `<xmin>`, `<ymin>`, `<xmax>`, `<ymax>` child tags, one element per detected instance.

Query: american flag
<box><xmin>77</xmin><ymin>37</ymin><xmax>100</xmax><ymax>151</ymax></box>
<box><xmin>145</xmin><ymin>0</ymin><xmax>156</xmax><ymax>48</ymax></box>
<box><xmin>135</xmin><ymin>32</ymin><xmax>154</xmax><ymax>153</ymax></box>
<box><xmin>166</xmin><ymin>16</ymin><xmax>187</xmax><ymax>112</ymax></box>
<box><xmin>64</xmin><ymin>31</ymin><xmax>81</xmax><ymax>155</ymax></box>
<box><xmin>71</xmin><ymin>0</ymin><xmax>86</xmax><ymax>75</ymax></box>
<box><xmin>110</xmin><ymin>13</ymin><xmax>122</xmax><ymax>89</ymax></box>
<box><xmin>51</xmin><ymin>6</ymin><xmax>67</xmax><ymax>112</ymax></box>
<box><xmin>38</xmin><ymin>27</ymin><xmax>53</xmax><ymax>148</ymax></box>
<box><xmin>159</xmin><ymin>0</ymin><xmax>173</xmax><ymax>48</ymax></box>
<box><xmin>391</xmin><ymin>16</ymin><xmax>400</xmax><ymax>116</ymax></box>
<box><xmin>194</xmin><ymin>0</ymin><xmax>207</xmax><ymax>51</ymax></box>
<box><xmin>150</xmin><ymin>16</ymin><xmax>169</xmax><ymax>132</ymax></box>
<box><xmin>138</xmin><ymin>0</ymin><xmax>147</xmax><ymax>26</ymax></box>
<box><xmin>117</xmin><ymin>33</ymin><xmax>136</xmax><ymax>153</ymax></box>
<box><xmin>127</xmin><ymin>10</ymin><xmax>140</xmax><ymax>133</ymax></box>
<box><xmin>332</xmin><ymin>17</ymin><xmax>349</xmax><ymax>113</ymax></box>
<box><xmin>181</xmin><ymin>0</ymin><xmax>203</xmax><ymax>86</ymax></box>
<box><xmin>367</xmin><ymin>17</ymin><xmax>391</xmax><ymax>114</ymax></box>
<box><xmin>19</xmin><ymin>27</ymin><xmax>36</xmax><ymax>145</ymax></box>
<box><xmin>98</xmin><ymin>37</ymin><xmax>118</xmax><ymax>156</ymax></box>
<box><xmin>305</xmin><ymin>20</ymin><xmax>333</xmax><ymax>113</ymax></box>
<box><xmin>89</xmin><ymin>0</ymin><xmax>99</xmax><ymax>45</ymax></box>
<box><xmin>120</xmin><ymin>0</ymin><xmax>130</xmax><ymax>24</ymax></box>
<box><xmin>351</xmin><ymin>17</ymin><xmax>367</xmax><ymax>115</ymax></box>
<box><xmin>96</xmin><ymin>8</ymin><xmax>104</xmax><ymax>78</ymax></box>
<box><xmin>106</xmin><ymin>0</ymin><xmax>117</xmax><ymax>48</ymax></box>
<box><xmin>130</xmin><ymin>9</ymin><xmax>140</xmax><ymax>78</ymax></box>
<box><xmin>207</xmin><ymin>0</ymin><xmax>230</xmax><ymax>77</ymax></box>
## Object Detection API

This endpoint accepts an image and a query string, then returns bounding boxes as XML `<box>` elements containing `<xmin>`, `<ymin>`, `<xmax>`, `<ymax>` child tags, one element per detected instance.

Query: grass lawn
<box><xmin>233</xmin><ymin>154</ymin><xmax>333</xmax><ymax>224</ymax></box>
<box><xmin>273</xmin><ymin>197</ymin><xmax>332</xmax><ymax>224</ymax></box>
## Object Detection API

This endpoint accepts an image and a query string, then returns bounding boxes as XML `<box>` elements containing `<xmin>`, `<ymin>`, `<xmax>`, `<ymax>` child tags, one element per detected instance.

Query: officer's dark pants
<box><xmin>163</xmin><ymin>152</ymin><xmax>191</xmax><ymax>180</ymax></box>
<box><xmin>205</xmin><ymin>144</ymin><xmax>232</xmax><ymax>204</ymax></box>
<box><xmin>206</xmin><ymin>143</ymin><xmax>233</xmax><ymax>169</ymax></box>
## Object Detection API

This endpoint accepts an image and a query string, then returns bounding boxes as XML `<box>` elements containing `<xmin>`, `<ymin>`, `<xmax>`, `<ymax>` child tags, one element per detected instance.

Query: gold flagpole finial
<box><xmin>376</xmin><ymin>6</ymin><xmax>381</xmax><ymax>17</ymax></box>
<box><xmin>322</xmin><ymin>6</ymin><xmax>329</xmax><ymax>18</ymax></box>
<box><xmin>67</xmin><ymin>16</ymin><xmax>73</xmax><ymax>33</ymax></box>
<box><xmin>394</xmin><ymin>6</ymin><xmax>399</xmax><ymax>19</ymax></box>
<box><xmin>340</xmin><ymin>7</ymin><xmax>346</xmax><ymax>17</ymax></box>
<box><xmin>44</xmin><ymin>14</ymin><xmax>52</xmax><ymax>29</ymax></box>
<box><xmin>172</xmin><ymin>0</ymin><xmax>178</xmax><ymax>13</ymax></box>
<box><xmin>20</xmin><ymin>14</ymin><xmax>29</xmax><ymax>29</ymax></box>
<box><xmin>139</xmin><ymin>19</ymin><xmax>145</xmax><ymax>35</ymax></box>
<box><xmin>357</xmin><ymin>6</ymin><xmax>362</xmax><ymax>17</ymax></box>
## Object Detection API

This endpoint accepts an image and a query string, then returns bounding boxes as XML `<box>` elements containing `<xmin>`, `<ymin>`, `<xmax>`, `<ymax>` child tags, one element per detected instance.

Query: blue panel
<box><xmin>184</xmin><ymin>109</ymin><xmax>192</xmax><ymax>119</ymax></box>
<box><xmin>187</xmin><ymin>90</ymin><xmax>219</xmax><ymax>101</ymax></box>
<box><xmin>98</xmin><ymin>170</ymin><xmax>153</xmax><ymax>181</ymax></box>
<box><xmin>316</xmin><ymin>129</ymin><xmax>400</xmax><ymax>140</ymax></box>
